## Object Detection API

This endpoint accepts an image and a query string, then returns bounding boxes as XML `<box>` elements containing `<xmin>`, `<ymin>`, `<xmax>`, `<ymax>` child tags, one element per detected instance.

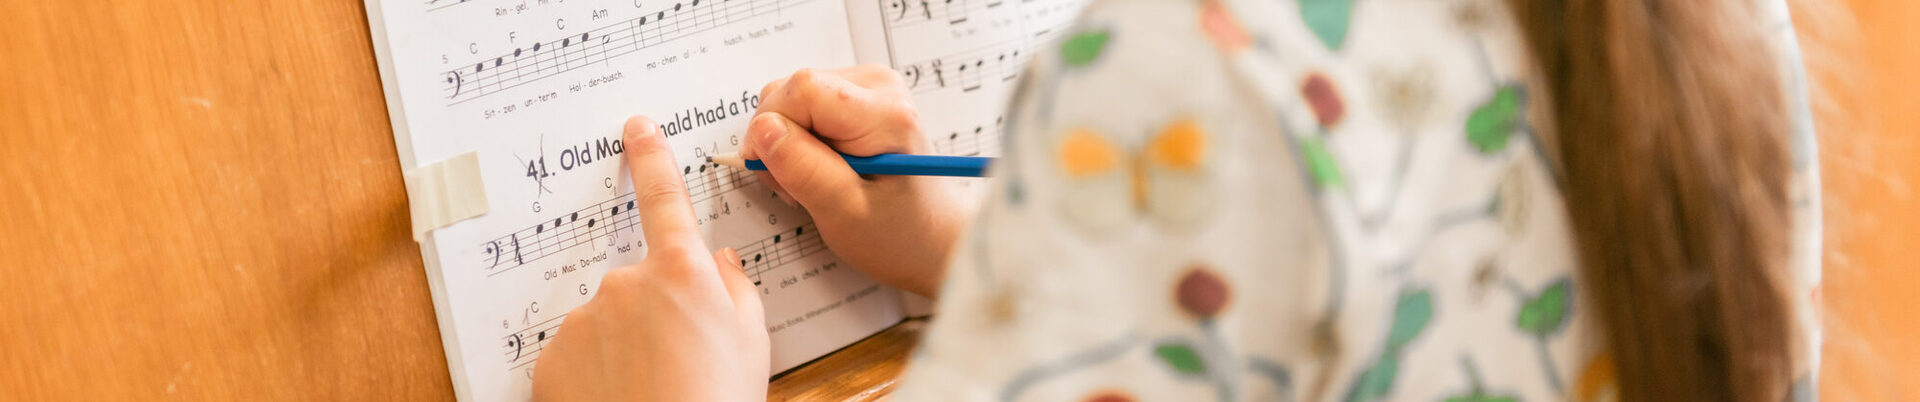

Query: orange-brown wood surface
<box><xmin>0</xmin><ymin>0</ymin><xmax>1910</xmax><ymax>400</ymax></box>
<box><xmin>767</xmin><ymin>320</ymin><xmax>925</xmax><ymax>401</ymax></box>
<box><xmin>0</xmin><ymin>0</ymin><xmax>454</xmax><ymax>399</ymax></box>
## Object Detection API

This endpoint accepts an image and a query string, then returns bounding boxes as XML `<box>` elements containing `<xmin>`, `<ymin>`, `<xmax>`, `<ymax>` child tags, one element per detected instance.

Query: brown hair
<box><xmin>1507</xmin><ymin>0</ymin><xmax>1797</xmax><ymax>400</ymax></box>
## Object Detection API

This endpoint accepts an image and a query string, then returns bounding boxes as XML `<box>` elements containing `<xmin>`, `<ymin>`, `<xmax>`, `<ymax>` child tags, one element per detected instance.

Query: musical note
<box><xmin>730</xmin><ymin>223</ymin><xmax>827</xmax><ymax>286</ymax></box>
<box><xmin>999</xmin><ymin>49</ymin><xmax>1020</xmax><ymax>81</ymax></box>
<box><xmin>959</xmin><ymin>58</ymin><xmax>984</xmax><ymax>92</ymax></box>
<box><xmin>477</xmin><ymin>161</ymin><xmax>758</xmax><ymax>275</ymax></box>
<box><xmin>439</xmin><ymin>0</ymin><xmax>820</xmax><ymax>104</ymax></box>
<box><xmin>895</xmin><ymin>38</ymin><xmax>1046</xmax><ymax>93</ymax></box>
<box><xmin>944</xmin><ymin>0</ymin><xmax>969</xmax><ymax>24</ymax></box>
<box><xmin>498</xmin><ymin>222</ymin><xmax>824</xmax><ymax>365</ymax></box>
<box><xmin>502</xmin><ymin>315</ymin><xmax>564</xmax><ymax>368</ymax></box>
<box><xmin>934</xmin><ymin>115</ymin><xmax>1004</xmax><ymax>156</ymax></box>
<box><xmin>882</xmin><ymin>0</ymin><xmax>1016</xmax><ymax>27</ymax></box>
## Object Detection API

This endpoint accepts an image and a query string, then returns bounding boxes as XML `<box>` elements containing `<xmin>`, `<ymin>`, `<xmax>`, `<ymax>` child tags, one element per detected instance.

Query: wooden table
<box><xmin>3</xmin><ymin>0</ymin><xmax>1916</xmax><ymax>400</ymax></box>
<box><xmin>0</xmin><ymin>0</ymin><xmax>916</xmax><ymax>399</ymax></box>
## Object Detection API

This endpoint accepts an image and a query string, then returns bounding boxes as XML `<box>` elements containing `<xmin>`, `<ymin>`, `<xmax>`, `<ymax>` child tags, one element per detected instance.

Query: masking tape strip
<box><xmin>405</xmin><ymin>151</ymin><xmax>490</xmax><ymax>241</ymax></box>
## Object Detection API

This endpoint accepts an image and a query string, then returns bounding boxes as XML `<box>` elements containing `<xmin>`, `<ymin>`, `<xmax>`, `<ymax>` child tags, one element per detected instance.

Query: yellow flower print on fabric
<box><xmin>1055</xmin><ymin>119</ymin><xmax>1218</xmax><ymax>236</ymax></box>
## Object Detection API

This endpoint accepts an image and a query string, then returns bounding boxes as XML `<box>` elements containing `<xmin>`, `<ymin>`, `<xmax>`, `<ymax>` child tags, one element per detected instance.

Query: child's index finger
<box><xmin>622</xmin><ymin>115</ymin><xmax>703</xmax><ymax>250</ymax></box>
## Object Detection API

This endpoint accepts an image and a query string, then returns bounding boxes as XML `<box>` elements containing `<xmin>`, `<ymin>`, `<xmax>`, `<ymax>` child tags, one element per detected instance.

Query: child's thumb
<box><xmin>744</xmin><ymin>112</ymin><xmax>862</xmax><ymax>214</ymax></box>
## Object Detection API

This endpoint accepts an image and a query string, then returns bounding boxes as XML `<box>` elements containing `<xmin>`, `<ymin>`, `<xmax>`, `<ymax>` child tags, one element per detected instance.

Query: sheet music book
<box><xmin>362</xmin><ymin>0</ymin><xmax>1080</xmax><ymax>399</ymax></box>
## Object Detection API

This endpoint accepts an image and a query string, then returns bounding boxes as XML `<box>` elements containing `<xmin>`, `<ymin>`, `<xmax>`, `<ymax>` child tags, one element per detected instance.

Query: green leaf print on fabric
<box><xmin>1385</xmin><ymin>290</ymin><xmax>1433</xmax><ymax>352</ymax></box>
<box><xmin>1466</xmin><ymin>86</ymin><xmax>1521</xmax><ymax>154</ymax></box>
<box><xmin>1344</xmin><ymin>355</ymin><xmax>1398</xmax><ymax>402</ymax></box>
<box><xmin>1300</xmin><ymin>137</ymin><xmax>1344</xmax><ymax>188</ymax></box>
<box><xmin>1444</xmin><ymin>392</ymin><xmax>1520</xmax><ymax>402</ymax></box>
<box><xmin>1060</xmin><ymin>30</ymin><xmax>1112</xmax><ymax>67</ymax></box>
<box><xmin>1300</xmin><ymin>0</ymin><xmax>1353</xmax><ymax>51</ymax></box>
<box><xmin>1152</xmin><ymin>343</ymin><xmax>1207</xmax><ymax>375</ymax></box>
<box><xmin>1343</xmin><ymin>289</ymin><xmax>1433</xmax><ymax>402</ymax></box>
<box><xmin>1448</xmin><ymin>357</ymin><xmax>1521</xmax><ymax>402</ymax></box>
<box><xmin>1517</xmin><ymin>279</ymin><xmax>1570</xmax><ymax>337</ymax></box>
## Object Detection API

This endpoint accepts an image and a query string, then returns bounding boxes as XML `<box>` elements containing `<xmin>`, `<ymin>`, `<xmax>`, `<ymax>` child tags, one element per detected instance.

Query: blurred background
<box><xmin>0</xmin><ymin>0</ymin><xmax>1913</xmax><ymax>399</ymax></box>
<box><xmin>1810</xmin><ymin>0</ymin><xmax>1919</xmax><ymax>399</ymax></box>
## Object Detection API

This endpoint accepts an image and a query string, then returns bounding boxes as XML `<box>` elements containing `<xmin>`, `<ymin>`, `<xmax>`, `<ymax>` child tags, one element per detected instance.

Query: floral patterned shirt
<box><xmin>892</xmin><ymin>0</ymin><xmax>1823</xmax><ymax>400</ymax></box>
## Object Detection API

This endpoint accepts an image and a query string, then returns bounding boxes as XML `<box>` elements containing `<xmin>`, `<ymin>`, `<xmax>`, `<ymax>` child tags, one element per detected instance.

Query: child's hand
<box><xmin>533</xmin><ymin>116</ymin><xmax>768</xmax><ymax>402</ymax></box>
<box><xmin>741</xmin><ymin>65</ymin><xmax>970</xmax><ymax>297</ymax></box>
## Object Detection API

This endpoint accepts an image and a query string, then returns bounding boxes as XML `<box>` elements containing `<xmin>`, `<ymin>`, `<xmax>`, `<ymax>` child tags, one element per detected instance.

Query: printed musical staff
<box><xmin>731</xmin><ymin>223</ymin><xmax>828</xmax><ymax>285</ymax></box>
<box><xmin>898</xmin><ymin>43</ymin><xmax>1031</xmax><ymax>94</ymax></box>
<box><xmin>424</xmin><ymin>0</ymin><xmax>477</xmax><ymax>13</ymax></box>
<box><xmin>685</xmin><ymin>158</ymin><xmax>757</xmax><ymax>203</ymax></box>
<box><xmin>894</xmin><ymin>25</ymin><xmax>1064</xmax><ymax>95</ymax></box>
<box><xmin>479</xmin><ymin>160</ymin><xmax>759</xmax><ymax>275</ymax></box>
<box><xmin>882</xmin><ymin>0</ymin><xmax>1007</xmax><ymax>28</ymax></box>
<box><xmin>477</xmin><ymin>195</ymin><xmax>638</xmax><ymax>277</ymax></box>
<box><xmin>441</xmin><ymin>0</ymin><xmax>816</xmax><ymax>104</ymax></box>
<box><xmin>933</xmin><ymin>115</ymin><xmax>1003</xmax><ymax>156</ymax></box>
<box><xmin>504</xmin><ymin>314</ymin><xmax>564</xmax><ymax>368</ymax></box>
<box><xmin>499</xmin><ymin>222</ymin><xmax>827</xmax><ymax>366</ymax></box>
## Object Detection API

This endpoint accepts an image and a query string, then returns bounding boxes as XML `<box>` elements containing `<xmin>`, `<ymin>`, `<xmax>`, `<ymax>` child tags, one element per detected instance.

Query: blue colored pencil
<box><xmin>712</xmin><ymin>152</ymin><xmax>992</xmax><ymax>177</ymax></box>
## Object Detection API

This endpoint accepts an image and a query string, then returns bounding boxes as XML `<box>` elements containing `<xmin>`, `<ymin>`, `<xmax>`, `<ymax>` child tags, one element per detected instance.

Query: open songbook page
<box><xmin>363</xmin><ymin>0</ymin><xmax>1080</xmax><ymax>399</ymax></box>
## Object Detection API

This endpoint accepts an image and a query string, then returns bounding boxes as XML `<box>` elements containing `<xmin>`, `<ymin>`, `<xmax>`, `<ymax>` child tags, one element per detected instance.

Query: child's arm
<box><xmin>740</xmin><ymin>65</ymin><xmax>972</xmax><ymax>298</ymax></box>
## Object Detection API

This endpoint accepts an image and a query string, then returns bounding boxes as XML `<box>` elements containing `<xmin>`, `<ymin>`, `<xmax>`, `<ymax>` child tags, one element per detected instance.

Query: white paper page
<box><xmin>842</xmin><ymin>0</ymin><xmax>1085</xmax><ymax>158</ymax></box>
<box><xmin>364</xmin><ymin>0</ymin><xmax>904</xmax><ymax>400</ymax></box>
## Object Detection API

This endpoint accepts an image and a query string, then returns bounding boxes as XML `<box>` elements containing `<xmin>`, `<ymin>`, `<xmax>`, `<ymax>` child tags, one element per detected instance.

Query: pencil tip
<box><xmin>711</xmin><ymin>152</ymin><xmax>746</xmax><ymax>169</ymax></box>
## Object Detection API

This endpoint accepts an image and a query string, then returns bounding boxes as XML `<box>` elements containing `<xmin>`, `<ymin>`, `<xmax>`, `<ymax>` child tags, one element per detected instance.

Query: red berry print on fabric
<box><xmin>1175</xmin><ymin>265</ymin><xmax>1231</xmax><ymax>319</ymax></box>
<box><xmin>1082</xmin><ymin>389</ymin><xmax>1137</xmax><ymax>402</ymax></box>
<box><xmin>1301</xmin><ymin>73</ymin><xmax>1346</xmax><ymax>128</ymax></box>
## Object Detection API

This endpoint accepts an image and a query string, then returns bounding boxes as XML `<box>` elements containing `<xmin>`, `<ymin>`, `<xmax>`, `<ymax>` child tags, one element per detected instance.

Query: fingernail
<box><xmin>624</xmin><ymin>115</ymin><xmax>655</xmax><ymax>143</ymax></box>
<box><xmin>751</xmin><ymin>113</ymin><xmax>787</xmax><ymax>158</ymax></box>
<box><xmin>722</xmin><ymin>248</ymin><xmax>744</xmax><ymax>270</ymax></box>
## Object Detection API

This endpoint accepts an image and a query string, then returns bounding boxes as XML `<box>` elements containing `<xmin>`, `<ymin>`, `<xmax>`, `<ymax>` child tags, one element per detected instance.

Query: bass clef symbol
<box><xmin>482</xmin><ymin>240</ymin><xmax>503</xmax><ymax>267</ymax></box>
<box><xmin>901</xmin><ymin>65</ymin><xmax>922</xmax><ymax>89</ymax></box>
<box><xmin>445</xmin><ymin>71</ymin><xmax>466</xmax><ymax>99</ymax></box>
<box><xmin>888</xmin><ymin>0</ymin><xmax>907</xmax><ymax>20</ymax></box>
<box><xmin>506</xmin><ymin>333</ymin><xmax>525</xmax><ymax>362</ymax></box>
